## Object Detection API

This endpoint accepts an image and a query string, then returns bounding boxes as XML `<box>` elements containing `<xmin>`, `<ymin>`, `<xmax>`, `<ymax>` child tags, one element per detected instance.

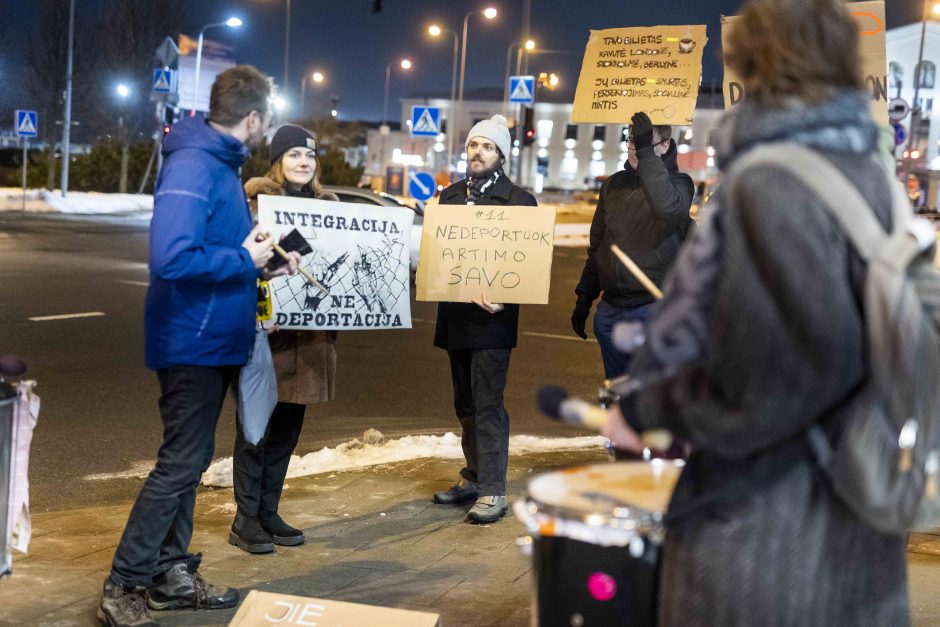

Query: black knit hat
<box><xmin>269</xmin><ymin>124</ymin><xmax>318</xmax><ymax>164</ymax></box>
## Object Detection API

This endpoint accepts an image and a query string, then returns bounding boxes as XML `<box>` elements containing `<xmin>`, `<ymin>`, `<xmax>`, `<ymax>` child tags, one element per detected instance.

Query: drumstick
<box><xmin>610</xmin><ymin>244</ymin><xmax>663</xmax><ymax>301</ymax></box>
<box><xmin>260</xmin><ymin>232</ymin><xmax>329</xmax><ymax>296</ymax></box>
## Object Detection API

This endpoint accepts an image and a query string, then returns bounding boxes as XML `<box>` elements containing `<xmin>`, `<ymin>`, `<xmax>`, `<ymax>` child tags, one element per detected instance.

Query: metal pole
<box><xmin>522</xmin><ymin>0</ymin><xmax>531</xmax><ymax>75</ymax></box>
<box><xmin>301</xmin><ymin>76</ymin><xmax>307</xmax><ymax>119</ymax></box>
<box><xmin>283</xmin><ymin>0</ymin><xmax>291</xmax><ymax>101</ymax></box>
<box><xmin>21</xmin><ymin>139</ymin><xmax>28</xmax><ymax>212</ymax></box>
<box><xmin>193</xmin><ymin>31</ymin><xmax>205</xmax><ymax>115</ymax></box>
<box><xmin>455</xmin><ymin>12</ymin><xmax>472</xmax><ymax>170</ymax></box>
<box><xmin>447</xmin><ymin>30</ymin><xmax>458</xmax><ymax>172</ymax></box>
<box><xmin>504</xmin><ymin>42</ymin><xmax>516</xmax><ymax>118</ymax></box>
<box><xmin>60</xmin><ymin>0</ymin><xmax>74</xmax><ymax>197</ymax></box>
<box><xmin>119</xmin><ymin>113</ymin><xmax>129</xmax><ymax>193</ymax></box>
<box><xmin>382</xmin><ymin>62</ymin><xmax>392</xmax><ymax>126</ymax></box>
<box><xmin>907</xmin><ymin>0</ymin><xmax>930</xmax><ymax>164</ymax></box>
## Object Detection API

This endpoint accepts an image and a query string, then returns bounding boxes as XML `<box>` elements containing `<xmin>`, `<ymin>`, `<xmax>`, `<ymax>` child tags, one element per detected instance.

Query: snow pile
<box><xmin>0</xmin><ymin>188</ymin><xmax>153</xmax><ymax>214</ymax></box>
<box><xmin>42</xmin><ymin>190</ymin><xmax>153</xmax><ymax>214</ymax></box>
<box><xmin>200</xmin><ymin>430</ymin><xmax>606</xmax><ymax>488</ymax></box>
<box><xmin>554</xmin><ymin>223</ymin><xmax>591</xmax><ymax>248</ymax></box>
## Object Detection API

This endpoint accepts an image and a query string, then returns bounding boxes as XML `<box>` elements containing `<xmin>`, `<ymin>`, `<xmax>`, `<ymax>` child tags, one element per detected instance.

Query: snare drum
<box><xmin>515</xmin><ymin>461</ymin><xmax>682</xmax><ymax>627</ymax></box>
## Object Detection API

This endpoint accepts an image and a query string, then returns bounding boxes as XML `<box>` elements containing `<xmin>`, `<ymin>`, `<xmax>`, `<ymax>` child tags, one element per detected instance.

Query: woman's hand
<box><xmin>601</xmin><ymin>404</ymin><xmax>644</xmax><ymax>453</ymax></box>
<box><xmin>472</xmin><ymin>292</ymin><xmax>505</xmax><ymax>314</ymax></box>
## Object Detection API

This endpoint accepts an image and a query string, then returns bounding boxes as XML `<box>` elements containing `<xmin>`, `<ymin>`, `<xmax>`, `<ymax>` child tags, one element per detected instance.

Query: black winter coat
<box><xmin>433</xmin><ymin>175</ymin><xmax>538</xmax><ymax>351</ymax></box>
<box><xmin>576</xmin><ymin>140</ymin><xmax>694</xmax><ymax>308</ymax></box>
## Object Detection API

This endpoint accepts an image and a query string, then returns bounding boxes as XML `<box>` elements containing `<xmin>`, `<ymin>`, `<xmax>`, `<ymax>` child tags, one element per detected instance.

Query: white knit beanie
<box><xmin>466</xmin><ymin>114</ymin><xmax>511</xmax><ymax>160</ymax></box>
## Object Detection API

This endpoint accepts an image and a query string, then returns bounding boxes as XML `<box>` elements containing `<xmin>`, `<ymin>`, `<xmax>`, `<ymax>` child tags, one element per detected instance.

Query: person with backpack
<box><xmin>601</xmin><ymin>0</ymin><xmax>913</xmax><ymax>623</ymax></box>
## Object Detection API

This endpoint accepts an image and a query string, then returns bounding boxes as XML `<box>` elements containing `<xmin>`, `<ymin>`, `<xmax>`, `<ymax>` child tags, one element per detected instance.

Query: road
<box><xmin>0</xmin><ymin>214</ymin><xmax>607</xmax><ymax>512</ymax></box>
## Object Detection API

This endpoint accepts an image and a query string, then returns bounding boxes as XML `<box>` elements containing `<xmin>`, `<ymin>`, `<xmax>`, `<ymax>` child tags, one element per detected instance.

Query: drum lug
<box><xmin>515</xmin><ymin>535</ymin><xmax>534</xmax><ymax>556</ymax></box>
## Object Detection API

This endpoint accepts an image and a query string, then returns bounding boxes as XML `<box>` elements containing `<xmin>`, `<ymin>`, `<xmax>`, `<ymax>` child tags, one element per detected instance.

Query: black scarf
<box><xmin>466</xmin><ymin>168</ymin><xmax>503</xmax><ymax>205</ymax></box>
<box><xmin>283</xmin><ymin>183</ymin><xmax>315</xmax><ymax>198</ymax></box>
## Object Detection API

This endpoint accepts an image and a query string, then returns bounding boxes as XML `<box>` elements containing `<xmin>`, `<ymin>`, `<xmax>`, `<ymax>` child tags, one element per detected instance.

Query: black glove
<box><xmin>630</xmin><ymin>112</ymin><xmax>654</xmax><ymax>150</ymax></box>
<box><xmin>571</xmin><ymin>301</ymin><xmax>591</xmax><ymax>340</ymax></box>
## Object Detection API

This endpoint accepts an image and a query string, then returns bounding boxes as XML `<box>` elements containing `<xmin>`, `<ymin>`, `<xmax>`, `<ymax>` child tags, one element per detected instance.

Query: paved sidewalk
<box><xmin>4</xmin><ymin>447</ymin><xmax>940</xmax><ymax>626</ymax></box>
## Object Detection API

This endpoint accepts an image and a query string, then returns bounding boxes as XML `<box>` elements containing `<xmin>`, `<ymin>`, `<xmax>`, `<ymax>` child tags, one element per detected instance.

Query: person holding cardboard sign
<box><xmin>431</xmin><ymin>115</ymin><xmax>537</xmax><ymax>524</ymax></box>
<box><xmin>572</xmin><ymin>112</ymin><xmax>694</xmax><ymax>378</ymax></box>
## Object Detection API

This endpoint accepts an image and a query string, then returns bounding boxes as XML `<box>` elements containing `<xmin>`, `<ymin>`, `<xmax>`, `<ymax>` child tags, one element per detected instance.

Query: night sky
<box><xmin>0</xmin><ymin>0</ymin><xmax>921</xmax><ymax>124</ymax></box>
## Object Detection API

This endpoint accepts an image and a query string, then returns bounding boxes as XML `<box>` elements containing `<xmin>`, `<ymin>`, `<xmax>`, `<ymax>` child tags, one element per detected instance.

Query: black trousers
<box><xmin>233</xmin><ymin>401</ymin><xmax>306</xmax><ymax>517</ymax></box>
<box><xmin>110</xmin><ymin>365</ymin><xmax>235</xmax><ymax>588</ymax></box>
<box><xmin>447</xmin><ymin>349</ymin><xmax>512</xmax><ymax>496</ymax></box>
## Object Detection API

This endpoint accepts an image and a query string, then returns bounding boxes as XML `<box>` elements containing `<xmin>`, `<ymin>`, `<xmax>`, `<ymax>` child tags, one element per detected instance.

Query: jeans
<box><xmin>593</xmin><ymin>300</ymin><xmax>656</xmax><ymax>380</ymax></box>
<box><xmin>233</xmin><ymin>401</ymin><xmax>306</xmax><ymax>517</ymax></box>
<box><xmin>447</xmin><ymin>349</ymin><xmax>512</xmax><ymax>496</ymax></box>
<box><xmin>110</xmin><ymin>366</ymin><xmax>236</xmax><ymax>588</ymax></box>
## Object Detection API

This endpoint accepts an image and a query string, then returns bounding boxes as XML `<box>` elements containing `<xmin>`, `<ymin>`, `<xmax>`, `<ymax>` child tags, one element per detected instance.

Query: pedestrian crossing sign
<box><xmin>509</xmin><ymin>76</ymin><xmax>535</xmax><ymax>103</ymax></box>
<box><xmin>152</xmin><ymin>68</ymin><xmax>178</xmax><ymax>95</ymax></box>
<box><xmin>14</xmin><ymin>110</ymin><xmax>37</xmax><ymax>138</ymax></box>
<box><xmin>411</xmin><ymin>106</ymin><xmax>441</xmax><ymax>137</ymax></box>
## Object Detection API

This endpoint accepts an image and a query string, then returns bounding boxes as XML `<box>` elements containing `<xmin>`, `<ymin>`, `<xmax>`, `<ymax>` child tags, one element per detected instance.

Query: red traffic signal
<box><xmin>522</xmin><ymin>106</ymin><xmax>535</xmax><ymax>146</ymax></box>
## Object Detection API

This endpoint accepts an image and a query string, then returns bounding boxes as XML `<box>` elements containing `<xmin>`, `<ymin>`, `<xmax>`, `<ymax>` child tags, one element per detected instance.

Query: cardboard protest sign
<box><xmin>258</xmin><ymin>195</ymin><xmax>413</xmax><ymax>331</ymax></box>
<box><xmin>572</xmin><ymin>25</ymin><xmax>708</xmax><ymax>125</ymax></box>
<box><xmin>416</xmin><ymin>204</ymin><xmax>557</xmax><ymax>305</ymax></box>
<box><xmin>228</xmin><ymin>590</ymin><xmax>441</xmax><ymax>626</ymax></box>
<box><xmin>722</xmin><ymin>1</ymin><xmax>888</xmax><ymax>123</ymax></box>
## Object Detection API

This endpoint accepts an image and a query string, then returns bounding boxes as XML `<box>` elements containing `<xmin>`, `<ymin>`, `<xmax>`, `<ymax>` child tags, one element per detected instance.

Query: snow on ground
<box><xmin>0</xmin><ymin>188</ymin><xmax>152</xmax><ymax>214</ymax></box>
<box><xmin>554</xmin><ymin>223</ymin><xmax>591</xmax><ymax>247</ymax></box>
<box><xmin>198</xmin><ymin>431</ymin><xmax>605</xmax><ymax>488</ymax></box>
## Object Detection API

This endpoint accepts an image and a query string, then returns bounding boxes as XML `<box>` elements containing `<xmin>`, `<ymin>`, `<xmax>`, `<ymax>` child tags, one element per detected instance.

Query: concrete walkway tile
<box><xmin>328</xmin><ymin>564</ymin><xmax>467</xmax><ymax>608</ymax></box>
<box><xmin>414</xmin><ymin>517</ymin><xmax>520</xmax><ymax>553</ymax></box>
<box><xmin>431</xmin><ymin>574</ymin><xmax>532</xmax><ymax>607</ymax></box>
<box><xmin>429</xmin><ymin>546</ymin><xmax>532</xmax><ymax>582</ymax></box>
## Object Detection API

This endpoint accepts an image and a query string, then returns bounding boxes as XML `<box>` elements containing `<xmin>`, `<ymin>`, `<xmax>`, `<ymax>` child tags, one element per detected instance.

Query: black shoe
<box><xmin>146</xmin><ymin>554</ymin><xmax>240</xmax><ymax>611</ymax></box>
<box><xmin>260</xmin><ymin>512</ymin><xmax>305</xmax><ymax>546</ymax></box>
<box><xmin>229</xmin><ymin>511</ymin><xmax>275</xmax><ymax>554</ymax></box>
<box><xmin>99</xmin><ymin>579</ymin><xmax>157</xmax><ymax>626</ymax></box>
<box><xmin>432</xmin><ymin>480</ymin><xmax>479</xmax><ymax>505</ymax></box>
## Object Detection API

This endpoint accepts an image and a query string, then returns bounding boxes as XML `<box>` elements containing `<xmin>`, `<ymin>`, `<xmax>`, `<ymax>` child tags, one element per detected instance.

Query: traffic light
<box><xmin>522</xmin><ymin>106</ymin><xmax>535</xmax><ymax>146</ymax></box>
<box><xmin>162</xmin><ymin>106</ymin><xmax>174</xmax><ymax>137</ymax></box>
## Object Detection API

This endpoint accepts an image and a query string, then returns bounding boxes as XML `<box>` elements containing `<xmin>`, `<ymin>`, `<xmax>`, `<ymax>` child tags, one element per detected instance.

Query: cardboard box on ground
<box><xmin>228</xmin><ymin>590</ymin><xmax>440</xmax><ymax>627</ymax></box>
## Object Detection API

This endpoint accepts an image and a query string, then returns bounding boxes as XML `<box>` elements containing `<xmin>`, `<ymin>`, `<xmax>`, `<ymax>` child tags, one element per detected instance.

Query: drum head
<box><xmin>525</xmin><ymin>461</ymin><xmax>681</xmax><ymax>524</ymax></box>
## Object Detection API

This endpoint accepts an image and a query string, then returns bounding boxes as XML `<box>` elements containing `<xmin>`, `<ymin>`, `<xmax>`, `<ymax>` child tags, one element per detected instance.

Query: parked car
<box><xmin>321</xmin><ymin>185</ymin><xmax>423</xmax><ymax>273</ymax></box>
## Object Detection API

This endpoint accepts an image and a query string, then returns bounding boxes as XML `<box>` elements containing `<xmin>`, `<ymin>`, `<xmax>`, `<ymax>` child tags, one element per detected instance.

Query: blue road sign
<box><xmin>152</xmin><ymin>68</ymin><xmax>178</xmax><ymax>94</ymax></box>
<box><xmin>409</xmin><ymin>171</ymin><xmax>435</xmax><ymax>201</ymax></box>
<box><xmin>14</xmin><ymin>110</ymin><xmax>37</xmax><ymax>138</ymax></box>
<box><xmin>509</xmin><ymin>76</ymin><xmax>535</xmax><ymax>103</ymax></box>
<box><xmin>893</xmin><ymin>122</ymin><xmax>907</xmax><ymax>147</ymax></box>
<box><xmin>411</xmin><ymin>106</ymin><xmax>441</xmax><ymax>137</ymax></box>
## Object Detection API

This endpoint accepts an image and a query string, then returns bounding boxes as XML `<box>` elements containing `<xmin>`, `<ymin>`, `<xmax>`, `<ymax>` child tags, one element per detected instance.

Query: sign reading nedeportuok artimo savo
<box><xmin>416</xmin><ymin>205</ymin><xmax>557</xmax><ymax>305</ymax></box>
<box><xmin>258</xmin><ymin>196</ymin><xmax>414</xmax><ymax>330</ymax></box>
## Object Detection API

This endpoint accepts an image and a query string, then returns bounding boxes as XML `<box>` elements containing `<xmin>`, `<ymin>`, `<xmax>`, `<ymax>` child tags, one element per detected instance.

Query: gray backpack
<box><xmin>730</xmin><ymin>143</ymin><xmax>940</xmax><ymax>535</ymax></box>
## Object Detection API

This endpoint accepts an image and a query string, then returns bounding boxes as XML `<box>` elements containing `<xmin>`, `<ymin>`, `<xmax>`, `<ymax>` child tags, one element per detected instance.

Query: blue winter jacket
<box><xmin>144</xmin><ymin>116</ymin><xmax>259</xmax><ymax>370</ymax></box>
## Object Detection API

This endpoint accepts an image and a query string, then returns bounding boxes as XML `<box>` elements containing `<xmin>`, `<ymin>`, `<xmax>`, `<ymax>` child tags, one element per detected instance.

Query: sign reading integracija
<box><xmin>721</xmin><ymin>1</ymin><xmax>888</xmax><ymax>124</ymax></box>
<box><xmin>257</xmin><ymin>195</ymin><xmax>414</xmax><ymax>330</ymax></box>
<box><xmin>571</xmin><ymin>25</ymin><xmax>708</xmax><ymax>125</ymax></box>
<box><xmin>416</xmin><ymin>205</ymin><xmax>557</xmax><ymax>305</ymax></box>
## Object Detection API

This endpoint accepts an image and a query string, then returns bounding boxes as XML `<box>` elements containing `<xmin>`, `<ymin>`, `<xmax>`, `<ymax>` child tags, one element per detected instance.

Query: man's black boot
<box><xmin>98</xmin><ymin>579</ymin><xmax>157</xmax><ymax>626</ymax></box>
<box><xmin>229</xmin><ymin>511</ymin><xmax>275</xmax><ymax>554</ymax></box>
<box><xmin>260</xmin><ymin>511</ymin><xmax>305</xmax><ymax>546</ymax></box>
<box><xmin>146</xmin><ymin>554</ymin><xmax>239</xmax><ymax>611</ymax></box>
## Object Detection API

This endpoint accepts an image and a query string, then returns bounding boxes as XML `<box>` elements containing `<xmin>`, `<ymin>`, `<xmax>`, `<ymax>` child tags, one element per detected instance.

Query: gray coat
<box><xmin>627</xmin><ymin>91</ymin><xmax>910</xmax><ymax>626</ymax></box>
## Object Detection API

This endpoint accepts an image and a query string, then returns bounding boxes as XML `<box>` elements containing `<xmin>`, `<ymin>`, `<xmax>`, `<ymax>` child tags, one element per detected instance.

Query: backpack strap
<box><xmin>727</xmin><ymin>143</ymin><xmax>894</xmax><ymax>262</ymax></box>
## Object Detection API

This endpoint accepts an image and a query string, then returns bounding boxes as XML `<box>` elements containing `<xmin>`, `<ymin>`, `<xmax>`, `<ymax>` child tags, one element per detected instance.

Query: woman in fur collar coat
<box><xmin>231</xmin><ymin>125</ymin><xmax>339</xmax><ymax>554</ymax></box>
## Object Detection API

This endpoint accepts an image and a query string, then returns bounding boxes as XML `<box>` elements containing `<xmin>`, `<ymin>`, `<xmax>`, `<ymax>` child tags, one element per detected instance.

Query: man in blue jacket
<box><xmin>99</xmin><ymin>66</ymin><xmax>295</xmax><ymax>627</ymax></box>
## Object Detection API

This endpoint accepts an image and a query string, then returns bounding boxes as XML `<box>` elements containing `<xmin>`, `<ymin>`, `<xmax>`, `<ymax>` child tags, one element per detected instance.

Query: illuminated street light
<box><xmin>116</xmin><ymin>84</ymin><xmax>130</xmax><ymax>98</ymax></box>
<box><xmin>192</xmin><ymin>17</ymin><xmax>243</xmax><ymax>114</ymax></box>
<box><xmin>483</xmin><ymin>7</ymin><xmax>498</xmax><ymax>19</ymax></box>
<box><xmin>525</xmin><ymin>39</ymin><xmax>535</xmax><ymax>51</ymax></box>
<box><xmin>428</xmin><ymin>23</ymin><xmax>460</xmax><ymax>167</ymax></box>
<box><xmin>428</xmin><ymin>24</ymin><xmax>442</xmax><ymax>37</ymax></box>
<box><xmin>301</xmin><ymin>70</ymin><xmax>327</xmax><ymax>118</ymax></box>
<box><xmin>383</xmin><ymin>58</ymin><xmax>413</xmax><ymax>125</ymax></box>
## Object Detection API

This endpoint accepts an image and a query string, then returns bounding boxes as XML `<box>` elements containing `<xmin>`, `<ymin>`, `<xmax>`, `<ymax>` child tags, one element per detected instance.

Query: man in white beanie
<box><xmin>431</xmin><ymin>114</ymin><xmax>537</xmax><ymax>524</ymax></box>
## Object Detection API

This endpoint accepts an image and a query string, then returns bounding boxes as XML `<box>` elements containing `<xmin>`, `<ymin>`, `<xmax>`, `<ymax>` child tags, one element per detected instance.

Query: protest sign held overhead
<box><xmin>258</xmin><ymin>196</ymin><xmax>414</xmax><ymax>331</ymax></box>
<box><xmin>416</xmin><ymin>205</ymin><xmax>557</xmax><ymax>305</ymax></box>
<box><xmin>722</xmin><ymin>1</ymin><xmax>888</xmax><ymax>123</ymax></box>
<box><xmin>572</xmin><ymin>25</ymin><xmax>708</xmax><ymax>125</ymax></box>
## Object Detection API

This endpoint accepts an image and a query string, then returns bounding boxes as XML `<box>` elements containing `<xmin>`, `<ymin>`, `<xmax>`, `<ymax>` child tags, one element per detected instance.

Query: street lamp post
<box><xmin>456</xmin><ymin>8</ymin><xmax>497</xmax><ymax>171</ymax></box>
<box><xmin>428</xmin><ymin>24</ymin><xmax>459</xmax><ymax>169</ymax></box>
<box><xmin>116</xmin><ymin>84</ymin><xmax>130</xmax><ymax>193</ymax></box>
<box><xmin>60</xmin><ymin>0</ymin><xmax>74</xmax><ymax>197</ymax></box>
<box><xmin>383</xmin><ymin>58</ymin><xmax>412</xmax><ymax>127</ymax></box>
<box><xmin>300</xmin><ymin>71</ymin><xmax>325</xmax><ymax>119</ymax></box>
<box><xmin>283</xmin><ymin>0</ymin><xmax>291</xmax><ymax>100</ymax></box>
<box><xmin>192</xmin><ymin>17</ymin><xmax>243</xmax><ymax>115</ymax></box>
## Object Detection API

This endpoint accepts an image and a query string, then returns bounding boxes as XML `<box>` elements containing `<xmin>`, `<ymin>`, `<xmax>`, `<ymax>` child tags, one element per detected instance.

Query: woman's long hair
<box><xmin>725</xmin><ymin>0</ymin><xmax>863</xmax><ymax>106</ymax></box>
